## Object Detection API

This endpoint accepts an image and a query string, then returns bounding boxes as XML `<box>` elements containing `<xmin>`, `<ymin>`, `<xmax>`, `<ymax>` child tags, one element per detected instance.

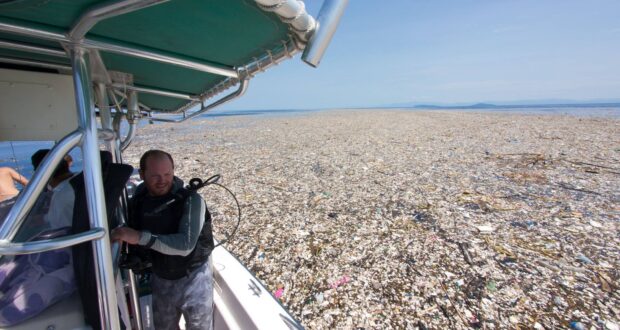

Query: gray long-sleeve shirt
<box><xmin>134</xmin><ymin>178</ymin><xmax>206</xmax><ymax>257</ymax></box>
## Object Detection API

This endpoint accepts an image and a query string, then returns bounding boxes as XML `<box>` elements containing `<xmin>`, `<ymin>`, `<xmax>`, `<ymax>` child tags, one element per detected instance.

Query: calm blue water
<box><xmin>199</xmin><ymin>109</ymin><xmax>318</xmax><ymax>118</ymax></box>
<box><xmin>143</xmin><ymin>108</ymin><xmax>320</xmax><ymax>121</ymax></box>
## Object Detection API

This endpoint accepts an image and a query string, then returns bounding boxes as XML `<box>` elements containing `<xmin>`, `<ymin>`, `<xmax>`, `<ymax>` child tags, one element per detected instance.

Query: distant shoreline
<box><xmin>407</xmin><ymin>102</ymin><xmax>620</xmax><ymax>110</ymax></box>
<box><xmin>201</xmin><ymin>105</ymin><xmax>620</xmax><ymax>119</ymax></box>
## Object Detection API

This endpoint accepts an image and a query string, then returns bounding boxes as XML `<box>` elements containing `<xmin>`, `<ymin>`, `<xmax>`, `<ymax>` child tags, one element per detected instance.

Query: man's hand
<box><xmin>111</xmin><ymin>227</ymin><xmax>141</xmax><ymax>245</ymax></box>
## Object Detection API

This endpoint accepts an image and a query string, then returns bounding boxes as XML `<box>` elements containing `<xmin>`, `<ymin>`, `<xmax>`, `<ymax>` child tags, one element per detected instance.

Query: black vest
<box><xmin>130</xmin><ymin>187</ymin><xmax>214</xmax><ymax>280</ymax></box>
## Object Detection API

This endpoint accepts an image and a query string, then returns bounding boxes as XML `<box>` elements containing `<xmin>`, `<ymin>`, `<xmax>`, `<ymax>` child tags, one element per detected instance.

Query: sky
<box><xmin>223</xmin><ymin>0</ymin><xmax>620</xmax><ymax>110</ymax></box>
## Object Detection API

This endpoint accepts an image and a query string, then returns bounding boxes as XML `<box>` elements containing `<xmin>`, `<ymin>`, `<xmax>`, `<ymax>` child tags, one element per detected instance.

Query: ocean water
<box><xmin>199</xmin><ymin>108</ymin><xmax>318</xmax><ymax>118</ymax></box>
<box><xmin>0</xmin><ymin>141</ymin><xmax>82</xmax><ymax>182</ymax></box>
<box><xmin>2</xmin><ymin>106</ymin><xmax>618</xmax><ymax>182</ymax></box>
<box><xmin>196</xmin><ymin>106</ymin><xmax>620</xmax><ymax>119</ymax></box>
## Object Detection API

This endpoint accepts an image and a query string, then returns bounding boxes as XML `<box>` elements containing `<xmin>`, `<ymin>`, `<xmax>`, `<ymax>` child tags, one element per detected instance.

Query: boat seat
<box><xmin>0</xmin><ymin>292</ymin><xmax>90</xmax><ymax>330</ymax></box>
<box><xmin>71</xmin><ymin>151</ymin><xmax>133</xmax><ymax>329</ymax></box>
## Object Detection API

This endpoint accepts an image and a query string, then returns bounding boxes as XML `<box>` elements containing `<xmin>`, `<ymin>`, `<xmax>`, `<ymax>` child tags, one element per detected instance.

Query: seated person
<box><xmin>9</xmin><ymin>150</ymin><xmax>76</xmax><ymax>242</ymax></box>
<box><xmin>0</xmin><ymin>167</ymin><xmax>28</xmax><ymax>225</ymax></box>
<box><xmin>32</xmin><ymin>150</ymin><xmax>77</xmax><ymax>231</ymax></box>
<box><xmin>30</xmin><ymin>149</ymin><xmax>75</xmax><ymax>189</ymax></box>
<box><xmin>0</xmin><ymin>151</ymin><xmax>77</xmax><ymax>327</ymax></box>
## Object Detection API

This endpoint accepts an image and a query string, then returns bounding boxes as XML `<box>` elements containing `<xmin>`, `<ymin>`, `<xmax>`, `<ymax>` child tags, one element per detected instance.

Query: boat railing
<box><xmin>0</xmin><ymin>48</ymin><xmax>124</xmax><ymax>326</ymax></box>
<box><xmin>0</xmin><ymin>130</ymin><xmax>82</xmax><ymax>242</ymax></box>
<box><xmin>0</xmin><ymin>228</ymin><xmax>105</xmax><ymax>255</ymax></box>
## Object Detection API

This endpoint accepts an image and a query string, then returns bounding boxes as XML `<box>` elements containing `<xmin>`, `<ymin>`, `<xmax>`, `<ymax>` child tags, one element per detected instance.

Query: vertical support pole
<box><xmin>127</xmin><ymin>269</ymin><xmax>143</xmax><ymax>330</ymax></box>
<box><xmin>98</xmin><ymin>84</ymin><xmax>140</xmax><ymax>329</ymax></box>
<box><xmin>97</xmin><ymin>83</ymin><xmax>113</xmax><ymax>129</ymax></box>
<box><xmin>106</xmin><ymin>90</ymin><xmax>124</xmax><ymax>163</ymax></box>
<box><xmin>70</xmin><ymin>46</ymin><xmax>120</xmax><ymax>329</ymax></box>
<box><xmin>119</xmin><ymin>90</ymin><xmax>138</xmax><ymax>151</ymax></box>
<box><xmin>96</xmin><ymin>83</ymin><xmax>118</xmax><ymax>161</ymax></box>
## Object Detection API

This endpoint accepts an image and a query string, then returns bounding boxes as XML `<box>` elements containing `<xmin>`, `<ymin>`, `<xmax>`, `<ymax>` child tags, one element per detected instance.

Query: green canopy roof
<box><xmin>0</xmin><ymin>0</ymin><xmax>316</xmax><ymax>112</ymax></box>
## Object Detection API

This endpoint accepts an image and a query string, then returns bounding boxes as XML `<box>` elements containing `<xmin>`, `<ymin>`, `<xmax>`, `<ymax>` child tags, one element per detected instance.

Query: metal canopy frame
<box><xmin>0</xmin><ymin>20</ymin><xmax>239</xmax><ymax>78</ymax></box>
<box><xmin>0</xmin><ymin>39</ymin><xmax>66</xmax><ymax>58</ymax></box>
<box><xmin>0</xmin><ymin>1</ymin><xmax>348</xmax><ymax>329</ymax></box>
<box><xmin>0</xmin><ymin>55</ymin><xmax>71</xmax><ymax>71</ymax></box>
<box><xmin>0</xmin><ymin>0</ymin><xmax>348</xmax><ymax>116</ymax></box>
<box><xmin>68</xmin><ymin>0</ymin><xmax>171</xmax><ymax>42</ymax></box>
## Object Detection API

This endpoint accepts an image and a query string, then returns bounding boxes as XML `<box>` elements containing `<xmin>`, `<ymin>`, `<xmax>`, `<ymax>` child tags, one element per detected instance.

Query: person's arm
<box><xmin>9</xmin><ymin>168</ymin><xmax>28</xmax><ymax>186</ymax></box>
<box><xmin>137</xmin><ymin>193</ymin><xmax>206</xmax><ymax>256</ymax></box>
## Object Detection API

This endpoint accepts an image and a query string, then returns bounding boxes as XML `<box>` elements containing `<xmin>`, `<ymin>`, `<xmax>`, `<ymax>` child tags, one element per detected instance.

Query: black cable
<box><xmin>187</xmin><ymin>175</ymin><xmax>220</xmax><ymax>191</ymax></box>
<box><xmin>210</xmin><ymin>182</ymin><xmax>241</xmax><ymax>248</ymax></box>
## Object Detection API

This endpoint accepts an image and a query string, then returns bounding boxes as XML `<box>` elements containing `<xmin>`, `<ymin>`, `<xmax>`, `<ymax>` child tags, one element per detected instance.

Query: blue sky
<box><xmin>224</xmin><ymin>0</ymin><xmax>620</xmax><ymax>110</ymax></box>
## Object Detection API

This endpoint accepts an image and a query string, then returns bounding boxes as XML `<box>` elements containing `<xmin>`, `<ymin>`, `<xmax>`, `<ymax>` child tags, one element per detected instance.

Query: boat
<box><xmin>0</xmin><ymin>0</ymin><xmax>347</xmax><ymax>328</ymax></box>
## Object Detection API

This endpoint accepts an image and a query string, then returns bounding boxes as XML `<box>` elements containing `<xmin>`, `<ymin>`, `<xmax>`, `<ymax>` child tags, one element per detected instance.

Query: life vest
<box><xmin>129</xmin><ymin>186</ymin><xmax>214</xmax><ymax>280</ymax></box>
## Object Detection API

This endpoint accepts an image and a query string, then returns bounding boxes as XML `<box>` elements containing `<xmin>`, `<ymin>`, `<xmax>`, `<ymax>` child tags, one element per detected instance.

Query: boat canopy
<box><xmin>0</xmin><ymin>2</ymin><xmax>348</xmax><ymax>328</ymax></box>
<box><xmin>0</xmin><ymin>0</ymin><xmax>342</xmax><ymax>114</ymax></box>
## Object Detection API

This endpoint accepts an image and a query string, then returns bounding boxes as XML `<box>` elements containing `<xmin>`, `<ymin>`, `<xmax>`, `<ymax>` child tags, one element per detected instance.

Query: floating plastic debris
<box><xmin>274</xmin><ymin>287</ymin><xmax>284</xmax><ymax>299</ymax></box>
<box><xmin>476</xmin><ymin>225</ymin><xmax>494</xmax><ymax>233</ymax></box>
<box><xmin>330</xmin><ymin>275</ymin><xmax>350</xmax><ymax>289</ymax></box>
<box><xmin>486</xmin><ymin>280</ymin><xmax>497</xmax><ymax>292</ymax></box>
<box><xmin>124</xmin><ymin>110</ymin><xmax>620</xmax><ymax>329</ymax></box>
<box><xmin>606</xmin><ymin>321</ymin><xmax>619</xmax><ymax>330</ymax></box>
<box><xmin>576</xmin><ymin>254</ymin><xmax>594</xmax><ymax>264</ymax></box>
<box><xmin>570</xmin><ymin>321</ymin><xmax>586</xmax><ymax>330</ymax></box>
<box><xmin>590</xmin><ymin>220</ymin><xmax>603</xmax><ymax>228</ymax></box>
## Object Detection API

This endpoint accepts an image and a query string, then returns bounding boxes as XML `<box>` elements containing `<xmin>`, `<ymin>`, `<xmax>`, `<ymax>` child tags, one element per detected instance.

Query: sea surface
<box><xmin>0</xmin><ymin>141</ymin><xmax>82</xmax><ymax>184</ymax></box>
<box><xmin>195</xmin><ymin>105</ymin><xmax>620</xmax><ymax>119</ymax></box>
<box><xmin>2</xmin><ymin>105</ymin><xmax>618</xmax><ymax>182</ymax></box>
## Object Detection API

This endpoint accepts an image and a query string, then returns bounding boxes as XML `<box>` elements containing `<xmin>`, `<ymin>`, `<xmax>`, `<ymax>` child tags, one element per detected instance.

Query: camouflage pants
<box><xmin>151</xmin><ymin>259</ymin><xmax>213</xmax><ymax>330</ymax></box>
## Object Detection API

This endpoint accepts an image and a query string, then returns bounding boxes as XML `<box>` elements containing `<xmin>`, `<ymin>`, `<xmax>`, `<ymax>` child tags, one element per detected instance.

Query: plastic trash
<box><xmin>606</xmin><ymin>321</ymin><xmax>620</xmax><ymax>330</ymax></box>
<box><xmin>274</xmin><ymin>287</ymin><xmax>284</xmax><ymax>299</ymax></box>
<box><xmin>576</xmin><ymin>254</ymin><xmax>594</xmax><ymax>264</ymax></box>
<box><xmin>412</xmin><ymin>211</ymin><xmax>431</xmax><ymax>222</ymax></box>
<box><xmin>589</xmin><ymin>220</ymin><xmax>603</xmax><ymax>228</ymax></box>
<box><xmin>486</xmin><ymin>280</ymin><xmax>497</xmax><ymax>292</ymax></box>
<box><xmin>330</xmin><ymin>275</ymin><xmax>350</xmax><ymax>289</ymax></box>
<box><xmin>122</xmin><ymin>107</ymin><xmax>620</xmax><ymax>329</ymax></box>
<box><xmin>570</xmin><ymin>321</ymin><xmax>586</xmax><ymax>330</ymax></box>
<box><xmin>476</xmin><ymin>225</ymin><xmax>494</xmax><ymax>233</ymax></box>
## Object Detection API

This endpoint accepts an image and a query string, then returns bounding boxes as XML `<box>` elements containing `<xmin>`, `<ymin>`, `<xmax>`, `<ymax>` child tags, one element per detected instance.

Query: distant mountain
<box><xmin>414</xmin><ymin>103</ymin><xmax>620</xmax><ymax>110</ymax></box>
<box><xmin>387</xmin><ymin>98</ymin><xmax>620</xmax><ymax>109</ymax></box>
